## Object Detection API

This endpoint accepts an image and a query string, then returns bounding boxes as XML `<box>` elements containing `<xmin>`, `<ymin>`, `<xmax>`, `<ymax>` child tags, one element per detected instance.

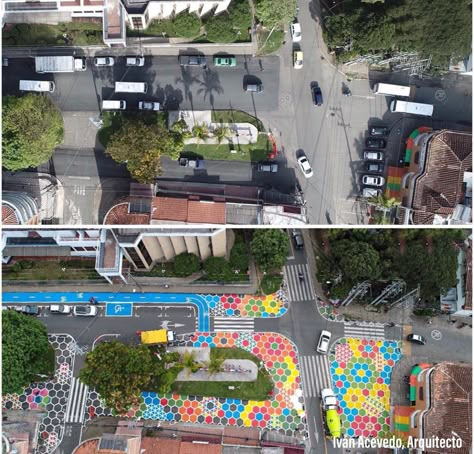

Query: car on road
<box><xmin>362</xmin><ymin>175</ymin><xmax>385</xmax><ymax>187</ymax></box>
<box><xmin>311</xmin><ymin>84</ymin><xmax>323</xmax><ymax>106</ymax></box>
<box><xmin>317</xmin><ymin>330</ymin><xmax>331</xmax><ymax>354</ymax></box>
<box><xmin>244</xmin><ymin>81</ymin><xmax>263</xmax><ymax>93</ymax></box>
<box><xmin>50</xmin><ymin>305</ymin><xmax>71</xmax><ymax>314</ymax></box>
<box><xmin>297</xmin><ymin>155</ymin><xmax>313</xmax><ymax>178</ymax></box>
<box><xmin>362</xmin><ymin>187</ymin><xmax>382</xmax><ymax>198</ymax></box>
<box><xmin>407</xmin><ymin>334</ymin><xmax>426</xmax><ymax>345</ymax></box>
<box><xmin>14</xmin><ymin>305</ymin><xmax>39</xmax><ymax>316</ymax></box>
<box><xmin>290</xmin><ymin>22</ymin><xmax>302</xmax><ymax>42</ymax></box>
<box><xmin>138</xmin><ymin>101</ymin><xmax>160</xmax><ymax>111</ymax></box>
<box><xmin>363</xmin><ymin>150</ymin><xmax>384</xmax><ymax>161</ymax></box>
<box><xmin>94</xmin><ymin>57</ymin><xmax>114</xmax><ymax>67</ymax></box>
<box><xmin>126</xmin><ymin>57</ymin><xmax>145</xmax><ymax>66</ymax></box>
<box><xmin>365</xmin><ymin>137</ymin><xmax>386</xmax><ymax>149</ymax></box>
<box><xmin>369</xmin><ymin>125</ymin><xmax>388</xmax><ymax>136</ymax></box>
<box><xmin>366</xmin><ymin>162</ymin><xmax>384</xmax><ymax>173</ymax></box>
<box><xmin>292</xmin><ymin>230</ymin><xmax>304</xmax><ymax>249</ymax></box>
<box><xmin>257</xmin><ymin>162</ymin><xmax>278</xmax><ymax>172</ymax></box>
<box><xmin>74</xmin><ymin>305</ymin><xmax>98</xmax><ymax>317</ymax></box>
<box><xmin>178</xmin><ymin>157</ymin><xmax>205</xmax><ymax>169</ymax></box>
<box><xmin>293</xmin><ymin>50</ymin><xmax>303</xmax><ymax>69</ymax></box>
<box><xmin>213</xmin><ymin>56</ymin><xmax>236</xmax><ymax>67</ymax></box>
<box><xmin>320</xmin><ymin>388</ymin><xmax>338</xmax><ymax>410</ymax></box>
<box><xmin>179</xmin><ymin>55</ymin><xmax>207</xmax><ymax>68</ymax></box>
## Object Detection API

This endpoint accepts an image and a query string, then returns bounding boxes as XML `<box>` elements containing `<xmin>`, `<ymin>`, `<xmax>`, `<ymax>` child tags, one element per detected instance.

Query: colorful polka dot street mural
<box><xmin>329</xmin><ymin>338</ymin><xmax>402</xmax><ymax>438</ymax></box>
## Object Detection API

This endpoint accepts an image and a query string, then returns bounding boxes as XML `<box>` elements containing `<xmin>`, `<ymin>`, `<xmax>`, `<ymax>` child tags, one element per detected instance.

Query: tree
<box><xmin>2</xmin><ymin>311</ymin><xmax>51</xmax><ymax>394</ymax></box>
<box><xmin>2</xmin><ymin>94</ymin><xmax>63</xmax><ymax>170</ymax></box>
<box><xmin>172</xmin><ymin>12</ymin><xmax>201</xmax><ymax>38</ymax></box>
<box><xmin>250</xmin><ymin>229</ymin><xmax>289</xmax><ymax>271</ymax></box>
<box><xmin>331</xmin><ymin>240</ymin><xmax>381</xmax><ymax>282</ymax></box>
<box><xmin>229</xmin><ymin>240</ymin><xmax>249</xmax><ymax>272</ymax></box>
<box><xmin>204</xmin><ymin>0</ymin><xmax>251</xmax><ymax>43</ymax></box>
<box><xmin>106</xmin><ymin>117</ymin><xmax>184</xmax><ymax>183</ymax></box>
<box><xmin>203</xmin><ymin>256</ymin><xmax>232</xmax><ymax>280</ymax></box>
<box><xmin>181</xmin><ymin>350</ymin><xmax>201</xmax><ymax>378</ymax></box>
<box><xmin>205</xmin><ymin>355</ymin><xmax>225</xmax><ymax>377</ymax></box>
<box><xmin>255</xmin><ymin>0</ymin><xmax>297</xmax><ymax>28</ymax></box>
<box><xmin>192</xmin><ymin>122</ymin><xmax>210</xmax><ymax>142</ymax></box>
<box><xmin>79</xmin><ymin>341</ymin><xmax>160</xmax><ymax>413</ymax></box>
<box><xmin>213</xmin><ymin>126</ymin><xmax>232</xmax><ymax>143</ymax></box>
<box><xmin>173</xmin><ymin>253</ymin><xmax>200</xmax><ymax>277</ymax></box>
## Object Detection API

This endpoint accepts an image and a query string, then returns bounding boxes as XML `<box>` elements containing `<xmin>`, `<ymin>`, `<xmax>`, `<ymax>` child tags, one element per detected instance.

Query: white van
<box><xmin>19</xmin><ymin>80</ymin><xmax>55</xmax><ymax>92</ymax></box>
<box><xmin>115</xmin><ymin>81</ymin><xmax>147</xmax><ymax>93</ymax></box>
<box><xmin>390</xmin><ymin>99</ymin><xmax>433</xmax><ymax>116</ymax></box>
<box><xmin>102</xmin><ymin>100</ymin><xmax>126</xmax><ymax>110</ymax></box>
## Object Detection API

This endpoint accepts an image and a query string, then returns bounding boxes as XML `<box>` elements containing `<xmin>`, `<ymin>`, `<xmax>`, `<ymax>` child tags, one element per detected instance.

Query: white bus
<box><xmin>390</xmin><ymin>99</ymin><xmax>433</xmax><ymax>116</ymax></box>
<box><xmin>115</xmin><ymin>81</ymin><xmax>147</xmax><ymax>93</ymax></box>
<box><xmin>373</xmin><ymin>83</ymin><xmax>411</xmax><ymax>97</ymax></box>
<box><xmin>19</xmin><ymin>80</ymin><xmax>55</xmax><ymax>92</ymax></box>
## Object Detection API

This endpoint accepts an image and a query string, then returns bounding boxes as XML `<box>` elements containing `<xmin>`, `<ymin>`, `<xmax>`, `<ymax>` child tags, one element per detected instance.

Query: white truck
<box><xmin>389</xmin><ymin>99</ymin><xmax>433</xmax><ymax>116</ymax></box>
<box><xmin>35</xmin><ymin>56</ymin><xmax>87</xmax><ymax>73</ymax></box>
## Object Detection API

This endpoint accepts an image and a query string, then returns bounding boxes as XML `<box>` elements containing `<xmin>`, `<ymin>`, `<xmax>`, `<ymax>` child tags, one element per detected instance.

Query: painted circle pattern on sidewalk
<box><xmin>207</xmin><ymin>290</ymin><xmax>289</xmax><ymax>318</ymax></box>
<box><xmin>85</xmin><ymin>332</ymin><xmax>306</xmax><ymax>436</ymax></box>
<box><xmin>329</xmin><ymin>338</ymin><xmax>402</xmax><ymax>438</ymax></box>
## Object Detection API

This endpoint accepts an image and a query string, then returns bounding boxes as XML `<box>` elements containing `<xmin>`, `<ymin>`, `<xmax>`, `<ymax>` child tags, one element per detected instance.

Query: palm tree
<box><xmin>182</xmin><ymin>350</ymin><xmax>200</xmax><ymax>378</ymax></box>
<box><xmin>192</xmin><ymin>122</ymin><xmax>210</xmax><ymax>142</ymax></box>
<box><xmin>213</xmin><ymin>126</ymin><xmax>232</xmax><ymax>144</ymax></box>
<box><xmin>205</xmin><ymin>355</ymin><xmax>225</xmax><ymax>377</ymax></box>
<box><xmin>367</xmin><ymin>194</ymin><xmax>400</xmax><ymax>210</ymax></box>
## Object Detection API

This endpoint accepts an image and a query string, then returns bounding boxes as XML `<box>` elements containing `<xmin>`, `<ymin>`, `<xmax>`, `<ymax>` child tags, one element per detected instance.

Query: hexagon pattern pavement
<box><xmin>207</xmin><ymin>290</ymin><xmax>289</xmax><ymax>318</ymax></box>
<box><xmin>329</xmin><ymin>338</ymin><xmax>402</xmax><ymax>438</ymax></box>
<box><xmin>84</xmin><ymin>332</ymin><xmax>306</xmax><ymax>437</ymax></box>
<box><xmin>2</xmin><ymin>334</ymin><xmax>76</xmax><ymax>454</ymax></box>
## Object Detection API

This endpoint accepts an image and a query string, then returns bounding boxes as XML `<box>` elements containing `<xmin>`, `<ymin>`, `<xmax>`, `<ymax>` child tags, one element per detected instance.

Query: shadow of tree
<box><xmin>197</xmin><ymin>69</ymin><xmax>224</xmax><ymax>109</ymax></box>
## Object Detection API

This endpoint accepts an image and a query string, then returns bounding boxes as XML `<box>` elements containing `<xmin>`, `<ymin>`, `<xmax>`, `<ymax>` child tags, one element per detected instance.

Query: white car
<box><xmin>317</xmin><ymin>330</ymin><xmax>332</xmax><ymax>354</ymax></box>
<box><xmin>293</xmin><ymin>50</ymin><xmax>303</xmax><ymax>69</ymax></box>
<box><xmin>297</xmin><ymin>155</ymin><xmax>313</xmax><ymax>178</ymax></box>
<box><xmin>126</xmin><ymin>57</ymin><xmax>145</xmax><ymax>66</ymax></box>
<box><xmin>290</xmin><ymin>23</ymin><xmax>302</xmax><ymax>42</ymax></box>
<box><xmin>362</xmin><ymin>187</ymin><xmax>381</xmax><ymax>198</ymax></box>
<box><xmin>362</xmin><ymin>175</ymin><xmax>385</xmax><ymax>187</ymax></box>
<box><xmin>320</xmin><ymin>388</ymin><xmax>338</xmax><ymax>410</ymax></box>
<box><xmin>73</xmin><ymin>306</ymin><xmax>98</xmax><ymax>317</ymax></box>
<box><xmin>50</xmin><ymin>305</ymin><xmax>71</xmax><ymax>314</ymax></box>
<box><xmin>94</xmin><ymin>57</ymin><xmax>114</xmax><ymax>67</ymax></box>
<box><xmin>138</xmin><ymin>101</ymin><xmax>160</xmax><ymax>111</ymax></box>
<box><xmin>363</xmin><ymin>150</ymin><xmax>384</xmax><ymax>161</ymax></box>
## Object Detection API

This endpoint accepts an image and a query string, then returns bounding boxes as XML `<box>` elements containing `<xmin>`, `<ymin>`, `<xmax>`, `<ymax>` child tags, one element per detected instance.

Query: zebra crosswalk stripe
<box><xmin>65</xmin><ymin>377</ymin><xmax>89</xmax><ymax>424</ymax></box>
<box><xmin>284</xmin><ymin>264</ymin><xmax>315</xmax><ymax>302</ymax></box>
<box><xmin>344</xmin><ymin>322</ymin><xmax>385</xmax><ymax>340</ymax></box>
<box><xmin>213</xmin><ymin>317</ymin><xmax>255</xmax><ymax>332</ymax></box>
<box><xmin>299</xmin><ymin>355</ymin><xmax>332</xmax><ymax>398</ymax></box>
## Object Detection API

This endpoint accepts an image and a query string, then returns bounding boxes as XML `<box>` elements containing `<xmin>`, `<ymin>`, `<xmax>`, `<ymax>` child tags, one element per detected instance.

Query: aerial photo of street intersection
<box><xmin>2</xmin><ymin>227</ymin><xmax>472</xmax><ymax>453</ymax></box>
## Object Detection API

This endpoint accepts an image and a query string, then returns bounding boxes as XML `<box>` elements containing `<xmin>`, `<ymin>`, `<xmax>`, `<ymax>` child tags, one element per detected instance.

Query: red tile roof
<box><xmin>187</xmin><ymin>201</ymin><xmax>226</xmax><ymax>224</ymax></box>
<box><xmin>103</xmin><ymin>202</ymin><xmax>150</xmax><ymax>225</ymax></box>
<box><xmin>2</xmin><ymin>204</ymin><xmax>19</xmax><ymax>224</ymax></box>
<box><xmin>140</xmin><ymin>438</ymin><xmax>181</xmax><ymax>453</ymax></box>
<box><xmin>152</xmin><ymin>197</ymin><xmax>188</xmax><ymax>222</ymax></box>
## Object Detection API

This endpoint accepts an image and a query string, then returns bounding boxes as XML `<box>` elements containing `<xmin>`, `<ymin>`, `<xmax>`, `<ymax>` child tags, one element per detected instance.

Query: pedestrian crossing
<box><xmin>283</xmin><ymin>263</ymin><xmax>315</xmax><ymax>302</ymax></box>
<box><xmin>343</xmin><ymin>321</ymin><xmax>385</xmax><ymax>340</ymax></box>
<box><xmin>212</xmin><ymin>316</ymin><xmax>254</xmax><ymax>332</ymax></box>
<box><xmin>299</xmin><ymin>355</ymin><xmax>332</xmax><ymax>398</ymax></box>
<box><xmin>65</xmin><ymin>377</ymin><xmax>89</xmax><ymax>424</ymax></box>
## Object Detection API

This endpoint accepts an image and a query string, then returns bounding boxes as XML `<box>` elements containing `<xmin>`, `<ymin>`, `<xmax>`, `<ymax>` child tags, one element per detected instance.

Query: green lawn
<box><xmin>3</xmin><ymin>22</ymin><xmax>103</xmax><ymax>46</ymax></box>
<box><xmin>261</xmin><ymin>274</ymin><xmax>283</xmax><ymax>295</ymax></box>
<box><xmin>183</xmin><ymin>133</ymin><xmax>270</xmax><ymax>162</ymax></box>
<box><xmin>170</xmin><ymin>347</ymin><xmax>273</xmax><ymax>400</ymax></box>
<box><xmin>211</xmin><ymin>110</ymin><xmax>265</xmax><ymax>132</ymax></box>
<box><xmin>258</xmin><ymin>30</ymin><xmax>285</xmax><ymax>55</ymax></box>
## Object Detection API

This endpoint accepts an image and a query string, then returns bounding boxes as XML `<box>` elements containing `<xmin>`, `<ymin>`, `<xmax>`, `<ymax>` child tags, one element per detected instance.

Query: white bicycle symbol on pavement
<box><xmin>431</xmin><ymin>330</ymin><xmax>442</xmax><ymax>341</ymax></box>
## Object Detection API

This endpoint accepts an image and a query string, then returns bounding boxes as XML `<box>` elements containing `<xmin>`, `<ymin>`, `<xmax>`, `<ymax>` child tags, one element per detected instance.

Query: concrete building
<box><xmin>1</xmin><ymin>0</ymin><xmax>231</xmax><ymax>46</ymax></box>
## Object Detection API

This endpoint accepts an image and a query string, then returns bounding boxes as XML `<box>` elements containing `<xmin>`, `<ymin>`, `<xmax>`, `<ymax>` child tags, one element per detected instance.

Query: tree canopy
<box><xmin>324</xmin><ymin>0</ymin><xmax>472</xmax><ymax>68</ymax></box>
<box><xmin>250</xmin><ymin>229</ymin><xmax>289</xmax><ymax>271</ymax></box>
<box><xmin>2</xmin><ymin>310</ymin><xmax>51</xmax><ymax>394</ymax></box>
<box><xmin>2</xmin><ymin>94</ymin><xmax>63</xmax><ymax>171</ymax></box>
<box><xmin>254</xmin><ymin>0</ymin><xmax>297</xmax><ymax>28</ymax></box>
<box><xmin>106</xmin><ymin>117</ymin><xmax>184</xmax><ymax>183</ymax></box>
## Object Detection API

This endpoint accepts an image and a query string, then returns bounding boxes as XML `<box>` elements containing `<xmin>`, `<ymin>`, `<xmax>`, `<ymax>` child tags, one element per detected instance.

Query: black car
<box><xmin>407</xmin><ymin>334</ymin><xmax>426</xmax><ymax>345</ymax></box>
<box><xmin>369</xmin><ymin>126</ymin><xmax>388</xmax><ymax>136</ymax></box>
<box><xmin>311</xmin><ymin>85</ymin><xmax>323</xmax><ymax>106</ymax></box>
<box><xmin>14</xmin><ymin>305</ymin><xmax>39</xmax><ymax>316</ymax></box>
<box><xmin>257</xmin><ymin>162</ymin><xmax>279</xmax><ymax>172</ymax></box>
<box><xmin>179</xmin><ymin>55</ymin><xmax>207</xmax><ymax>68</ymax></box>
<box><xmin>365</xmin><ymin>137</ymin><xmax>386</xmax><ymax>149</ymax></box>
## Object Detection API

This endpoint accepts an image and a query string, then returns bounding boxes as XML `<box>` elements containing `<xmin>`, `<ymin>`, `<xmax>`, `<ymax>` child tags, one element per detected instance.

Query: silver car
<box><xmin>362</xmin><ymin>175</ymin><xmax>385</xmax><ymax>187</ymax></box>
<box><xmin>94</xmin><ymin>57</ymin><xmax>114</xmax><ymax>67</ymax></box>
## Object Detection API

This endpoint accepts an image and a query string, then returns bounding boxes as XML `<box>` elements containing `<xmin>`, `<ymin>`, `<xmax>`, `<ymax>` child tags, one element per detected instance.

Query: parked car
<box><xmin>213</xmin><ymin>56</ymin><xmax>236</xmax><ymax>67</ymax></box>
<box><xmin>126</xmin><ymin>56</ymin><xmax>145</xmax><ymax>66</ymax></box>
<box><xmin>74</xmin><ymin>306</ymin><xmax>98</xmax><ymax>317</ymax></box>
<box><xmin>362</xmin><ymin>175</ymin><xmax>385</xmax><ymax>187</ymax></box>
<box><xmin>244</xmin><ymin>81</ymin><xmax>263</xmax><ymax>93</ymax></box>
<box><xmin>50</xmin><ymin>305</ymin><xmax>71</xmax><ymax>314</ymax></box>
<box><xmin>178</xmin><ymin>157</ymin><xmax>205</xmax><ymax>169</ymax></box>
<box><xmin>297</xmin><ymin>155</ymin><xmax>313</xmax><ymax>178</ymax></box>
<box><xmin>293</xmin><ymin>50</ymin><xmax>304</xmax><ymax>69</ymax></box>
<box><xmin>14</xmin><ymin>305</ymin><xmax>39</xmax><ymax>316</ymax></box>
<box><xmin>407</xmin><ymin>334</ymin><xmax>426</xmax><ymax>345</ymax></box>
<box><xmin>369</xmin><ymin>125</ymin><xmax>388</xmax><ymax>136</ymax></box>
<box><xmin>311</xmin><ymin>85</ymin><xmax>323</xmax><ymax>106</ymax></box>
<box><xmin>317</xmin><ymin>330</ymin><xmax>332</xmax><ymax>354</ymax></box>
<box><xmin>366</xmin><ymin>162</ymin><xmax>384</xmax><ymax>173</ymax></box>
<box><xmin>179</xmin><ymin>55</ymin><xmax>207</xmax><ymax>68</ymax></box>
<box><xmin>94</xmin><ymin>57</ymin><xmax>114</xmax><ymax>67</ymax></box>
<box><xmin>365</xmin><ymin>137</ymin><xmax>386</xmax><ymax>149</ymax></box>
<box><xmin>290</xmin><ymin>22</ymin><xmax>302</xmax><ymax>42</ymax></box>
<box><xmin>257</xmin><ymin>162</ymin><xmax>278</xmax><ymax>172</ymax></box>
<box><xmin>362</xmin><ymin>187</ymin><xmax>382</xmax><ymax>198</ymax></box>
<box><xmin>292</xmin><ymin>230</ymin><xmax>304</xmax><ymax>249</ymax></box>
<box><xmin>363</xmin><ymin>150</ymin><xmax>384</xmax><ymax>161</ymax></box>
<box><xmin>2</xmin><ymin>57</ymin><xmax>8</xmax><ymax>66</ymax></box>
<box><xmin>138</xmin><ymin>101</ymin><xmax>160</xmax><ymax>111</ymax></box>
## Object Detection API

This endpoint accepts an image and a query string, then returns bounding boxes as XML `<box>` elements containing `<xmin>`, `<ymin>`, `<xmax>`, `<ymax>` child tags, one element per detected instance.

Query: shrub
<box><xmin>172</xmin><ymin>13</ymin><xmax>201</xmax><ymax>38</ymax></box>
<box><xmin>203</xmin><ymin>256</ymin><xmax>232</xmax><ymax>280</ymax></box>
<box><xmin>204</xmin><ymin>0</ymin><xmax>251</xmax><ymax>43</ymax></box>
<box><xmin>173</xmin><ymin>253</ymin><xmax>200</xmax><ymax>277</ymax></box>
<box><xmin>229</xmin><ymin>241</ymin><xmax>249</xmax><ymax>272</ymax></box>
<box><xmin>261</xmin><ymin>275</ymin><xmax>282</xmax><ymax>295</ymax></box>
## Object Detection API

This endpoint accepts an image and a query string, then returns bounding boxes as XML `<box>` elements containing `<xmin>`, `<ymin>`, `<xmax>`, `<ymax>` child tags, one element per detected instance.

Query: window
<box><xmin>125</xmin><ymin>247</ymin><xmax>146</xmax><ymax>269</ymax></box>
<box><xmin>137</xmin><ymin>240</ymin><xmax>152</xmax><ymax>267</ymax></box>
<box><xmin>131</xmin><ymin>16</ymin><xmax>143</xmax><ymax>29</ymax></box>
